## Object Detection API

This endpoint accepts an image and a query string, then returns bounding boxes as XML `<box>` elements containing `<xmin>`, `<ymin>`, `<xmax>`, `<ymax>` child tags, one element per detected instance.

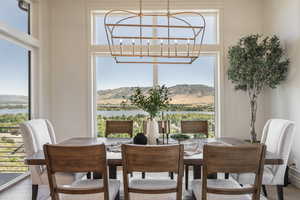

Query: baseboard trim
<box><xmin>289</xmin><ymin>166</ymin><xmax>300</xmax><ymax>188</ymax></box>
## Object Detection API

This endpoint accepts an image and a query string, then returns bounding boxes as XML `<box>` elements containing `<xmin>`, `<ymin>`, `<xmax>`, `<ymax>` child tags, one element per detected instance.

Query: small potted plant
<box><xmin>228</xmin><ymin>34</ymin><xmax>289</xmax><ymax>143</ymax></box>
<box><xmin>124</xmin><ymin>85</ymin><xmax>171</xmax><ymax>144</ymax></box>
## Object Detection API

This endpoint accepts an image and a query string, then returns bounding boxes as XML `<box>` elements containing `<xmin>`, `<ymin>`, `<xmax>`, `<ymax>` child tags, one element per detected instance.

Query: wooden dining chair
<box><xmin>181</xmin><ymin>120</ymin><xmax>208</xmax><ymax>137</ymax></box>
<box><xmin>191</xmin><ymin>144</ymin><xmax>267</xmax><ymax>200</ymax></box>
<box><xmin>44</xmin><ymin>144</ymin><xmax>120</xmax><ymax>200</ymax></box>
<box><xmin>122</xmin><ymin>144</ymin><xmax>184</xmax><ymax>200</ymax></box>
<box><xmin>105</xmin><ymin>120</ymin><xmax>133</xmax><ymax>138</ymax></box>
<box><xmin>181</xmin><ymin>120</ymin><xmax>208</xmax><ymax>190</ymax></box>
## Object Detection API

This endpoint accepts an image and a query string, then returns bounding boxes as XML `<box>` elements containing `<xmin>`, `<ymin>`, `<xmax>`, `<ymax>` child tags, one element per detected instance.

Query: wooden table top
<box><xmin>24</xmin><ymin>137</ymin><xmax>283</xmax><ymax>166</ymax></box>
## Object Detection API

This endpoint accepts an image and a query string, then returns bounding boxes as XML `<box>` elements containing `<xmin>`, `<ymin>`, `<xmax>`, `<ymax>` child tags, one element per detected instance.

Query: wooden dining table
<box><xmin>24</xmin><ymin>137</ymin><xmax>283</xmax><ymax>179</ymax></box>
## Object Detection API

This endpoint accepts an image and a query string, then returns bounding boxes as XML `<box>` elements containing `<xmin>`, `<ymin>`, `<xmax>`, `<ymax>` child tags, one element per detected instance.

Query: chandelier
<box><xmin>104</xmin><ymin>0</ymin><xmax>206</xmax><ymax>64</ymax></box>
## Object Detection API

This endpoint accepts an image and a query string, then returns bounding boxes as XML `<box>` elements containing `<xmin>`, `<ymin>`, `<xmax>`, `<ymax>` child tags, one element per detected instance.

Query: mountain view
<box><xmin>0</xmin><ymin>95</ymin><xmax>28</xmax><ymax>105</ymax></box>
<box><xmin>97</xmin><ymin>84</ymin><xmax>214</xmax><ymax>105</ymax></box>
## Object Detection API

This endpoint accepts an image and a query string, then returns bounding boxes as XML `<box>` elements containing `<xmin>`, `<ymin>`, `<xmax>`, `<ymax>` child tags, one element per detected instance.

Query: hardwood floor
<box><xmin>0</xmin><ymin>172</ymin><xmax>299</xmax><ymax>200</ymax></box>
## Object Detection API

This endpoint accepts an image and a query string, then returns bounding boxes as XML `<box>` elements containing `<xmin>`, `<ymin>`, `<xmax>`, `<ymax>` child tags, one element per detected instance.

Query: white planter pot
<box><xmin>146</xmin><ymin>119</ymin><xmax>159</xmax><ymax>145</ymax></box>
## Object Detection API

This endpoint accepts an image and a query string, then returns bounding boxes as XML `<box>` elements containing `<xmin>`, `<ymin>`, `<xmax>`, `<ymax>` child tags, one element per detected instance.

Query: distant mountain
<box><xmin>0</xmin><ymin>95</ymin><xmax>28</xmax><ymax>105</ymax></box>
<box><xmin>97</xmin><ymin>84</ymin><xmax>214</xmax><ymax>105</ymax></box>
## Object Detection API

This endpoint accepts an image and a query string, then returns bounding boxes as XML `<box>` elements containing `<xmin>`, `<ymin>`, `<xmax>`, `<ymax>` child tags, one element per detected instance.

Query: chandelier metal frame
<box><xmin>104</xmin><ymin>0</ymin><xmax>206</xmax><ymax>64</ymax></box>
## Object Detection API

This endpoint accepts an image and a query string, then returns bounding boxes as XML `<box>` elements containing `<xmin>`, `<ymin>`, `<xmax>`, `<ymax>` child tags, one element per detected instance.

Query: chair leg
<box><xmin>224</xmin><ymin>173</ymin><xmax>229</xmax><ymax>179</ymax></box>
<box><xmin>32</xmin><ymin>184</ymin><xmax>38</xmax><ymax>200</ymax></box>
<box><xmin>262</xmin><ymin>185</ymin><xmax>268</xmax><ymax>197</ymax></box>
<box><xmin>169</xmin><ymin>172</ymin><xmax>174</xmax><ymax>180</ymax></box>
<box><xmin>277</xmin><ymin>185</ymin><xmax>284</xmax><ymax>200</ymax></box>
<box><xmin>185</xmin><ymin>165</ymin><xmax>189</xmax><ymax>190</ymax></box>
<box><xmin>114</xmin><ymin>191</ymin><xmax>120</xmax><ymax>200</ymax></box>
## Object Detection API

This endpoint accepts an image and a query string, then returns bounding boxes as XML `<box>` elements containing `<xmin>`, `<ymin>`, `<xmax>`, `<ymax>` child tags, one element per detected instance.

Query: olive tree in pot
<box><xmin>124</xmin><ymin>85</ymin><xmax>171</xmax><ymax>144</ymax></box>
<box><xmin>228</xmin><ymin>34</ymin><xmax>289</xmax><ymax>143</ymax></box>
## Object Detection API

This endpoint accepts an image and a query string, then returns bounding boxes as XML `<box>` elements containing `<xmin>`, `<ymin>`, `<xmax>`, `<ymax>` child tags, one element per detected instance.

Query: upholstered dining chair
<box><xmin>20</xmin><ymin>119</ymin><xmax>84</xmax><ymax>200</ymax></box>
<box><xmin>231</xmin><ymin>119</ymin><xmax>295</xmax><ymax>200</ymax></box>
<box><xmin>105</xmin><ymin>120</ymin><xmax>133</xmax><ymax>138</ymax></box>
<box><xmin>44</xmin><ymin>144</ymin><xmax>120</xmax><ymax>200</ymax></box>
<box><xmin>192</xmin><ymin>144</ymin><xmax>267</xmax><ymax>200</ymax></box>
<box><xmin>181</xmin><ymin>120</ymin><xmax>208</xmax><ymax>190</ymax></box>
<box><xmin>122</xmin><ymin>144</ymin><xmax>184</xmax><ymax>200</ymax></box>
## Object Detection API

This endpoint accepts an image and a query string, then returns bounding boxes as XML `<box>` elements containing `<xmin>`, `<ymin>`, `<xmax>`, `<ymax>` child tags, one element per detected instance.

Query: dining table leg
<box><xmin>109</xmin><ymin>165</ymin><xmax>117</xmax><ymax>179</ymax></box>
<box><xmin>193</xmin><ymin>165</ymin><xmax>202</xmax><ymax>179</ymax></box>
<box><xmin>193</xmin><ymin>165</ymin><xmax>217</xmax><ymax>179</ymax></box>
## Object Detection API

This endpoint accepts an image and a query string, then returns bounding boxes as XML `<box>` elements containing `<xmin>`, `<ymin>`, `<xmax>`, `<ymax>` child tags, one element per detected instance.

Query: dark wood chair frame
<box><xmin>181</xmin><ymin>120</ymin><xmax>209</xmax><ymax>190</ymax></box>
<box><xmin>197</xmin><ymin>144</ymin><xmax>266</xmax><ymax>200</ymax></box>
<box><xmin>122</xmin><ymin>144</ymin><xmax>184</xmax><ymax>200</ymax></box>
<box><xmin>43</xmin><ymin>144</ymin><xmax>120</xmax><ymax>200</ymax></box>
<box><xmin>105</xmin><ymin>120</ymin><xmax>133</xmax><ymax>138</ymax></box>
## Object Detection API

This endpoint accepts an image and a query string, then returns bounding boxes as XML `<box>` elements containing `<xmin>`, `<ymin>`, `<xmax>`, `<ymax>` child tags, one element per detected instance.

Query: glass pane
<box><xmin>0</xmin><ymin>39</ymin><xmax>29</xmax><ymax>186</ymax></box>
<box><xmin>0</xmin><ymin>0</ymin><xmax>29</xmax><ymax>33</ymax></box>
<box><xmin>95</xmin><ymin>15</ymin><xmax>153</xmax><ymax>45</ymax></box>
<box><xmin>96</xmin><ymin>57</ymin><xmax>152</xmax><ymax>137</ymax></box>
<box><xmin>157</xmin><ymin>13</ymin><xmax>217</xmax><ymax>44</ymax></box>
<box><xmin>158</xmin><ymin>55</ymin><xmax>216</xmax><ymax>137</ymax></box>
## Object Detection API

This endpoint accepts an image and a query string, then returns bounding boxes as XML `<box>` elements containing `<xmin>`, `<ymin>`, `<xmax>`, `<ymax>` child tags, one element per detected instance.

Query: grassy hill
<box><xmin>97</xmin><ymin>84</ymin><xmax>214</xmax><ymax>105</ymax></box>
<box><xmin>0</xmin><ymin>95</ymin><xmax>28</xmax><ymax>105</ymax></box>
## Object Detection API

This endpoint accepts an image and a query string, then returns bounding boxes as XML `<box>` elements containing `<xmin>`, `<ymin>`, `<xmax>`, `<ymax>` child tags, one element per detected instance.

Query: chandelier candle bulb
<box><xmin>187</xmin><ymin>40</ymin><xmax>190</xmax><ymax>56</ymax></box>
<box><xmin>175</xmin><ymin>40</ymin><xmax>178</xmax><ymax>56</ymax></box>
<box><xmin>119</xmin><ymin>39</ymin><xmax>123</xmax><ymax>54</ymax></box>
<box><xmin>147</xmin><ymin>40</ymin><xmax>150</xmax><ymax>56</ymax></box>
<box><xmin>132</xmin><ymin>40</ymin><xmax>135</xmax><ymax>55</ymax></box>
<box><xmin>160</xmin><ymin>40</ymin><xmax>163</xmax><ymax>56</ymax></box>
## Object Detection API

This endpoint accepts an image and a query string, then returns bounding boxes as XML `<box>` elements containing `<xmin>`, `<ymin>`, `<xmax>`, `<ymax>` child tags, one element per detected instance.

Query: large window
<box><xmin>91</xmin><ymin>10</ymin><xmax>220</xmax><ymax>137</ymax></box>
<box><xmin>0</xmin><ymin>0</ymin><xmax>31</xmax><ymax>187</ymax></box>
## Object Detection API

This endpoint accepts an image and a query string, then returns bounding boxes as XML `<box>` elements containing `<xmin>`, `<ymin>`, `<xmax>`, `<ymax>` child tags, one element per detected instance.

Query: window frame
<box><xmin>0</xmin><ymin>0</ymin><xmax>42</xmax><ymax>188</ymax></box>
<box><xmin>88</xmin><ymin>9</ymin><xmax>223</xmax><ymax>138</ymax></box>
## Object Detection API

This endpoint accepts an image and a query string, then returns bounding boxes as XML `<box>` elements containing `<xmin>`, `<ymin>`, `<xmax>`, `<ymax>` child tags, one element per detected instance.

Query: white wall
<box><xmin>263</xmin><ymin>0</ymin><xmax>300</xmax><ymax>170</ymax></box>
<box><xmin>222</xmin><ymin>0</ymin><xmax>266</xmax><ymax>139</ymax></box>
<box><xmin>45</xmin><ymin>0</ymin><xmax>266</xmax><ymax>141</ymax></box>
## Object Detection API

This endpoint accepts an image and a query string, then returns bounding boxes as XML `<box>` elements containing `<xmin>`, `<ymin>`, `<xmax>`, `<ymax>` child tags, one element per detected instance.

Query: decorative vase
<box><xmin>133</xmin><ymin>133</ymin><xmax>147</xmax><ymax>145</ymax></box>
<box><xmin>146</xmin><ymin>119</ymin><xmax>159</xmax><ymax>145</ymax></box>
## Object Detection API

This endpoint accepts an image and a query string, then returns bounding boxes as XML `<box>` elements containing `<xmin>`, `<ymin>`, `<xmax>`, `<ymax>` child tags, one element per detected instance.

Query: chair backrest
<box><xmin>143</xmin><ymin>120</ymin><xmax>171</xmax><ymax>134</ymax></box>
<box><xmin>105</xmin><ymin>120</ymin><xmax>133</xmax><ymax>137</ymax></box>
<box><xmin>20</xmin><ymin>119</ymin><xmax>56</xmax><ymax>182</ymax></box>
<box><xmin>20</xmin><ymin>119</ymin><xmax>56</xmax><ymax>155</ymax></box>
<box><xmin>181</xmin><ymin>120</ymin><xmax>208</xmax><ymax>137</ymax></box>
<box><xmin>260</xmin><ymin>119</ymin><xmax>295</xmax><ymax>184</ymax></box>
<box><xmin>202</xmin><ymin>144</ymin><xmax>266</xmax><ymax>200</ymax></box>
<box><xmin>44</xmin><ymin>144</ymin><xmax>109</xmax><ymax>200</ymax></box>
<box><xmin>122</xmin><ymin>144</ymin><xmax>184</xmax><ymax>200</ymax></box>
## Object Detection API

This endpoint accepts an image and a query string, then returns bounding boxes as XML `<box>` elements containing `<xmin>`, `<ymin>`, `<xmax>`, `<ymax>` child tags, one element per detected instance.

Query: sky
<box><xmin>96</xmin><ymin>56</ymin><xmax>215</xmax><ymax>90</ymax></box>
<box><xmin>0</xmin><ymin>1</ymin><xmax>215</xmax><ymax>95</ymax></box>
<box><xmin>0</xmin><ymin>0</ymin><xmax>29</xmax><ymax>96</ymax></box>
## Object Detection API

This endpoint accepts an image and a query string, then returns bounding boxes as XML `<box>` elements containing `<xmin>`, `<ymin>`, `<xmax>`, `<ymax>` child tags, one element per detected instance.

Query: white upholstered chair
<box><xmin>231</xmin><ymin>119</ymin><xmax>296</xmax><ymax>200</ymax></box>
<box><xmin>20</xmin><ymin>119</ymin><xmax>84</xmax><ymax>200</ymax></box>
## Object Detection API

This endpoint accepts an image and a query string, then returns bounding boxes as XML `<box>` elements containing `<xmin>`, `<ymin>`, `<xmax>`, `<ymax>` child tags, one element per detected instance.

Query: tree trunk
<box><xmin>250</xmin><ymin>99</ymin><xmax>258</xmax><ymax>143</ymax></box>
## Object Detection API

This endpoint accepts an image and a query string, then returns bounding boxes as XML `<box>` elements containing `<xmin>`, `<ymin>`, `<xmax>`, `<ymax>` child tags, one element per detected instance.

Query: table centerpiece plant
<box><xmin>228</xmin><ymin>34</ymin><xmax>289</xmax><ymax>143</ymax></box>
<box><xmin>123</xmin><ymin>85</ymin><xmax>171</xmax><ymax>144</ymax></box>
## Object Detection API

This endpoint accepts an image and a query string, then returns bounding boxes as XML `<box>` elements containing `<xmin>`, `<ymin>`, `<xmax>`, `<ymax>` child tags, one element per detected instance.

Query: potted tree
<box><xmin>228</xmin><ymin>34</ymin><xmax>289</xmax><ymax>143</ymax></box>
<box><xmin>125</xmin><ymin>85</ymin><xmax>171</xmax><ymax>144</ymax></box>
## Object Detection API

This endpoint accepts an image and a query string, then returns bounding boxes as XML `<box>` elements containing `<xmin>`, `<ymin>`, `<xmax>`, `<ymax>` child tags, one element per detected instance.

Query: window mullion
<box><xmin>152</xmin><ymin>15</ymin><xmax>158</xmax><ymax>86</ymax></box>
